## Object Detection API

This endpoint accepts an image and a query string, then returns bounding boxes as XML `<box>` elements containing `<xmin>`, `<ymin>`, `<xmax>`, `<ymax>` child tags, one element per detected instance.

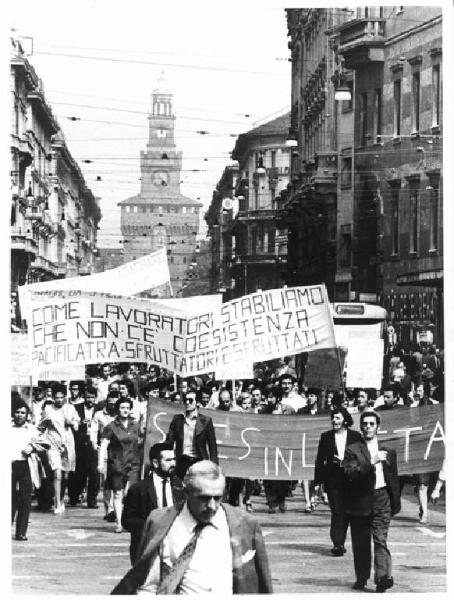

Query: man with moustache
<box><xmin>122</xmin><ymin>443</ymin><xmax>184</xmax><ymax>564</ymax></box>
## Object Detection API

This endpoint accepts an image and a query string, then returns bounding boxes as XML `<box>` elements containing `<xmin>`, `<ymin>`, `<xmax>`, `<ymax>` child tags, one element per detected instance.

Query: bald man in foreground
<box><xmin>111</xmin><ymin>460</ymin><xmax>273</xmax><ymax>594</ymax></box>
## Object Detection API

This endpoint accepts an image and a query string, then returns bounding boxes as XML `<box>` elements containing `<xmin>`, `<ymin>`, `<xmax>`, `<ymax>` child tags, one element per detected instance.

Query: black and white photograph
<box><xmin>8</xmin><ymin>0</ymin><xmax>451</xmax><ymax>595</ymax></box>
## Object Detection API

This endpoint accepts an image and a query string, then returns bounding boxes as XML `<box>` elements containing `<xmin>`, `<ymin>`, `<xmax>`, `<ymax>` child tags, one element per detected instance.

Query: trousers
<box><xmin>349</xmin><ymin>488</ymin><xmax>392</xmax><ymax>584</ymax></box>
<box><xmin>12</xmin><ymin>460</ymin><xmax>33</xmax><ymax>537</ymax></box>
<box><xmin>327</xmin><ymin>486</ymin><xmax>349</xmax><ymax>548</ymax></box>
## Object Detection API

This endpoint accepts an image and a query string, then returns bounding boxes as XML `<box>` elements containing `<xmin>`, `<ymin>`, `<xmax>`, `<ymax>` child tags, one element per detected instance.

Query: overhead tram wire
<box><xmin>51</xmin><ymin>102</ymin><xmax>250</xmax><ymax>126</ymax></box>
<box><xmin>33</xmin><ymin>50</ymin><xmax>288</xmax><ymax>77</ymax></box>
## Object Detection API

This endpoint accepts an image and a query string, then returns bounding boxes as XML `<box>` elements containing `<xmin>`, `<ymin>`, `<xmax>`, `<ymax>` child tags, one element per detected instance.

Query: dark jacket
<box><xmin>166</xmin><ymin>412</ymin><xmax>218</xmax><ymax>463</ymax></box>
<box><xmin>343</xmin><ymin>439</ymin><xmax>401</xmax><ymax>517</ymax></box>
<box><xmin>314</xmin><ymin>428</ymin><xmax>362</xmax><ymax>489</ymax></box>
<box><xmin>122</xmin><ymin>473</ymin><xmax>185</xmax><ymax>564</ymax></box>
<box><xmin>111</xmin><ymin>503</ymin><xmax>273</xmax><ymax>594</ymax></box>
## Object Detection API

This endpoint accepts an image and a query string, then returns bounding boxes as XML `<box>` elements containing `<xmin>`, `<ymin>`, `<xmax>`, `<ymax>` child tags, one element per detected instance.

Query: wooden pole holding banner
<box><xmin>335</xmin><ymin>345</ymin><xmax>347</xmax><ymax>398</ymax></box>
<box><xmin>232</xmin><ymin>378</ymin><xmax>236</xmax><ymax>405</ymax></box>
<box><xmin>173</xmin><ymin>372</ymin><xmax>178</xmax><ymax>396</ymax></box>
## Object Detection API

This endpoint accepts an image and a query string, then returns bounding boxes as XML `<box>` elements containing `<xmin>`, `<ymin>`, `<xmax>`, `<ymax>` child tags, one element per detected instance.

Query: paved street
<box><xmin>12</xmin><ymin>486</ymin><xmax>446</xmax><ymax>594</ymax></box>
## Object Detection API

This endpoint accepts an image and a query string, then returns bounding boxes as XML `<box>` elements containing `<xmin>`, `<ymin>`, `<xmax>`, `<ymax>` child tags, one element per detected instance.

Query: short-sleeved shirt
<box><xmin>101</xmin><ymin>416</ymin><xmax>140</xmax><ymax>476</ymax></box>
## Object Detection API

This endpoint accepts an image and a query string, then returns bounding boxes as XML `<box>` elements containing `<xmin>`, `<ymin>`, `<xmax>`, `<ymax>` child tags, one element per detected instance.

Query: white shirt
<box><xmin>139</xmin><ymin>504</ymin><xmax>232</xmax><ymax>595</ymax></box>
<box><xmin>11</xmin><ymin>422</ymin><xmax>37</xmax><ymax>461</ymax></box>
<box><xmin>182</xmin><ymin>413</ymin><xmax>198</xmax><ymax>457</ymax></box>
<box><xmin>152</xmin><ymin>472</ymin><xmax>174</xmax><ymax>509</ymax></box>
<box><xmin>334</xmin><ymin>428</ymin><xmax>348</xmax><ymax>461</ymax></box>
<box><xmin>281</xmin><ymin>393</ymin><xmax>306</xmax><ymax>412</ymax></box>
<box><xmin>366</xmin><ymin>437</ymin><xmax>386</xmax><ymax>489</ymax></box>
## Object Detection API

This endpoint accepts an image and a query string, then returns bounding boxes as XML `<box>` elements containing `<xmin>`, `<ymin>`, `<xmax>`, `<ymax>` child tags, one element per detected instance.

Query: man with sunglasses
<box><xmin>166</xmin><ymin>388</ymin><xmax>218</xmax><ymax>479</ymax></box>
<box><xmin>343</xmin><ymin>410</ymin><xmax>401</xmax><ymax>593</ymax></box>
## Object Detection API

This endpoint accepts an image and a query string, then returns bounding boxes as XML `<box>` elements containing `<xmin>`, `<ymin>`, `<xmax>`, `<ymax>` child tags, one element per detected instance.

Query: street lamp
<box><xmin>74</xmin><ymin>221</ymin><xmax>81</xmax><ymax>275</ymax></box>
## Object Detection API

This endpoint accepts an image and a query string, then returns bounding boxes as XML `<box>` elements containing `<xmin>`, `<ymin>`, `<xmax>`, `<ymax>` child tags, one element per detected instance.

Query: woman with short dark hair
<box><xmin>98</xmin><ymin>397</ymin><xmax>141</xmax><ymax>533</ymax></box>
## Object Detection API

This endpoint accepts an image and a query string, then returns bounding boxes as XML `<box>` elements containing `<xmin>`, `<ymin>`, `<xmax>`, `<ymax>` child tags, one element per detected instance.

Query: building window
<box><xmin>341</xmin><ymin>156</ymin><xmax>352</xmax><ymax>188</ymax></box>
<box><xmin>393</xmin><ymin>79</ymin><xmax>401</xmax><ymax>137</ymax></box>
<box><xmin>429</xmin><ymin>183</ymin><xmax>439</xmax><ymax>251</ymax></box>
<box><xmin>391</xmin><ymin>189</ymin><xmax>399</xmax><ymax>255</ymax></box>
<box><xmin>183</xmin><ymin>256</ymin><xmax>186</xmax><ymax>264</ymax></box>
<box><xmin>271</xmin><ymin>150</ymin><xmax>276</xmax><ymax>168</ymax></box>
<box><xmin>133</xmin><ymin>206</ymin><xmax>138</xmax><ymax>213</ymax></box>
<box><xmin>374</xmin><ymin>88</ymin><xmax>382</xmax><ymax>142</ymax></box>
<box><xmin>339</xmin><ymin>231</ymin><xmax>351</xmax><ymax>268</ymax></box>
<box><xmin>409</xmin><ymin>190</ymin><xmax>419</xmax><ymax>253</ymax></box>
<box><xmin>411</xmin><ymin>72</ymin><xmax>420</xmax><ymax>133</ymax></box>
<box><xmin>432</xmin><ymin>64</ymin><xmax>441</xmax><ymax>127</ymax></box>
<box><xmin>342</xmin><ymin>80</ymin><xmax>353</xmax><ymax>113</ymax></box>
<box><xmin>360</xmin><ymin>92</ymin><xmax>368</xmax><ymax>145</ymax></box>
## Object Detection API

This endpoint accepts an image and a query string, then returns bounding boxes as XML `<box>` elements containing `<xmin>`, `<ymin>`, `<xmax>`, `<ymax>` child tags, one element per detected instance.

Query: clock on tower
<box><xmin>152</xmin><ymin>171</ymin><xmax>169</xmax><ymax>186</ymax></box>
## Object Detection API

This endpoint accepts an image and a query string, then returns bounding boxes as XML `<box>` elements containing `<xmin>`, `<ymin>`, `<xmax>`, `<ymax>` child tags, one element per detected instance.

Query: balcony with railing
<box><xmin>30</xmin><ymin>255</ymin><xmax>59</xmax><ymax>275</ymax></box>
<box><xmin>11</xmin><ymin>226</ymin><xmax>38</xmax><ymax>256</ymax></box>
<box><xmin>336</xmin><ymin>18</ymin><xmax>386</xmax><ymax>68</ymax></box>
<box><xmin>237</xmin><ymin>208</ymin><xmax>276</xmax><ymax>222</ymax></box>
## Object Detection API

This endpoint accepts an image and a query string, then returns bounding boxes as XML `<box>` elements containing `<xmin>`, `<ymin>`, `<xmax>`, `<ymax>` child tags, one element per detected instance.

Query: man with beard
<box><xmin>122</xmin><ymin>443</ymin><xmax>184</xmax><ymax>564</ymax></box>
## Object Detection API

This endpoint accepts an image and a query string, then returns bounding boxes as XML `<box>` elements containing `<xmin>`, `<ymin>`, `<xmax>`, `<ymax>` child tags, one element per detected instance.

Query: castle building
<box><xmin>118</xmin><ymin>78</ymin><xmax>202</xmax><ymax>296</ymax></box>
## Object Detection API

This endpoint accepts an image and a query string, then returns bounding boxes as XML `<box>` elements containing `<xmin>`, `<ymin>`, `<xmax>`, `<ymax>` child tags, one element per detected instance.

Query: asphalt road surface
<box><xmin>12</xmin><ymin>486</ymin><xmax>446</xmax><ymax>594</ymax></box>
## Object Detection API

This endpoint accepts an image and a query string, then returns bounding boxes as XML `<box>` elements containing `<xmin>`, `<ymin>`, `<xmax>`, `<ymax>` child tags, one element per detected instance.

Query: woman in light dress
<box><xmin>39</xmin><ymin>383</ymin><xmax>80</xmax><ymax>514</ymax></box>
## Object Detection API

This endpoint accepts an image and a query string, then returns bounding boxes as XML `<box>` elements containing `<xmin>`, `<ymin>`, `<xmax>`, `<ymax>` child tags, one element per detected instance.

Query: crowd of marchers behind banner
<box><xmin>11</xmin><ymin>342</ymin><xmax>445</xmax><ymax>544</ymax></box>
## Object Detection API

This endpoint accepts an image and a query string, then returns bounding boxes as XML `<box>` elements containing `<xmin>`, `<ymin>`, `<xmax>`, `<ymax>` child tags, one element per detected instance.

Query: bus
<box><xmin>331</xmin><ymin>303</ymin><xmax>388</xmax><ymax>390</ymax></box>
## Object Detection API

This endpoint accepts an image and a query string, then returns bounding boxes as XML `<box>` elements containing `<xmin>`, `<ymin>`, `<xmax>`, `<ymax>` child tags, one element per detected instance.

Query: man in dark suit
<box><xmin>343</xmin><ymin>410</ymin><xmax>401</xmax><ymax>593</ymax></box>
<box><xmin>314</xmin><ymin>406</ymin><xmax>362</xmax><ymax>556</ymax></box>
<box><xmin>111</xmin><ymin>461</ymin><xmax>272</xmax><ymax>594</ymax></box>
<box><xmin>122</xmin><ymin>442</ymin><xmax>184</xmax><ymax>564</ymax></box>
<box><xmin>166</xmin><ymin>390</ymin><xmax>218</xmax><ymax>479</ymax></box>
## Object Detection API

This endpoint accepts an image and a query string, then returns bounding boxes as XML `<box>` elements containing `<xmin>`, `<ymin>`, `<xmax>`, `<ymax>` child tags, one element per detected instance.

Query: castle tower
<box><xmin>118</xmin><ymin>74</ymin><xmax>202</xmax><ymax>295</ymax></box>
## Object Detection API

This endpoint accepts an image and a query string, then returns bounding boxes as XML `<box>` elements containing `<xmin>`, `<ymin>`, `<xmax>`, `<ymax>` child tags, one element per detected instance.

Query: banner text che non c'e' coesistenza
<box><xmin>25</xmin><ymin>285</ymin><xmax>336</xmax><ymax>377</ymax></box>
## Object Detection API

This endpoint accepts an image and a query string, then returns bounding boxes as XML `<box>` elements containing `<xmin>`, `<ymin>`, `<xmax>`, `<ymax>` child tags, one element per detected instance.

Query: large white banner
<box><xmin>22</xmin><ymin>284</ymin><xmax>336</xmax><ymax>378</ymax></box>
<box><xmin>209</xmin><ymin>284</ymin><xmax>337</xmax><ymax>369</ymax></box>
<box><xmin>19</xmin><ymin>248</ymin><xmax>171</xmax><ymax>317</ymax></box>
<box><xmin>25</xmin><ymin>290</ymin><xmax>222</xmax><ymax>377</ymax></box>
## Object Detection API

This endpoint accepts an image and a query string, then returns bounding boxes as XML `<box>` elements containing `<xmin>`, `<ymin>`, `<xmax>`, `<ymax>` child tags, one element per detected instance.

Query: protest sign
<box><xmin>215</xmin><ymin>362</ymin><xmax>254</xmax><ymax>381</ymax></box>
<box><xmin>11</xmin><ymin>333</ymin><xmax>31</xmax><ymax>386</ymax></box>
<box><xmin>34</xmin><ymin>364</ymin><xmax>86</xmax><ymax>383</ymax></box>
<box><xmin>19</xmin><ymin>248</ymin><xmax>171</xmax><ymax>318</ymax></box>
<box><xmin>25</xmin><ymin>289</ymin><xmax>222</xmax><ymax>377</ymax></box>
<box><xmin>304</xmin><ymin>346</ymin><xmax>347</xmax><ymax>389</ymax></box>
<box><xmin>334</xmin><ymin>323</ymin><xmax>384</xmax><ymax>389</ymax></box>
<box><xmin>145</xmin><ymin>399</ymin><xmax>445</xmax><ymax>479</ymax></box>
<box><xmin>207</xmin><ymin>284</ymin><xmax>337</xmax><ymax>370</ymax></box>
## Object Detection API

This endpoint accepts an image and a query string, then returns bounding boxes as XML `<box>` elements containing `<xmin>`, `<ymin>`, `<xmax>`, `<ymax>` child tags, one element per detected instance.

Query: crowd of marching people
<box><xmin>12</xmin><ymin>342</ymin><xmax>444</xmax><ymax>548</ymax></box>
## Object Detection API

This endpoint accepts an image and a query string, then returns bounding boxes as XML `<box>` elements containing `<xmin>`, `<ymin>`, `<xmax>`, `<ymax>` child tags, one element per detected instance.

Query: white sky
<box><xmin>7</xmin><ymin>0</ymin><xmax>293</xmax><ymax>246</ymax></box>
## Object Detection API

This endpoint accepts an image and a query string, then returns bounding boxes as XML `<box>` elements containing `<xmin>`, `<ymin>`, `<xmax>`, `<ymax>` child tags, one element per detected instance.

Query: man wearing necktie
<box><xmin>165</xmin><ymin>390</ymin><xmax>218</xmax><ymax>479</ymax></box>
<box><xmin>122</xmin><ymin>443</ymin><xmax>184</xmax><ymax>564</ymax></box>
<box><xmin>111</xmin><ymin>461</ymin><xmax>273</xmax><ymax>594</ymax></box>
<box><xmin>343</xmin><ymin>410</ymin><xmax>401</xmax><ymax>593</ymax></box>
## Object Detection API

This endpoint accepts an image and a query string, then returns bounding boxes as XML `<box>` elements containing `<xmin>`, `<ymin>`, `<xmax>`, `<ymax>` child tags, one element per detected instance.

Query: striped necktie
<box><xmin>156</xmin><ymin>523</ymin><xmax>207</xmax><ymax>594</ymax></box>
